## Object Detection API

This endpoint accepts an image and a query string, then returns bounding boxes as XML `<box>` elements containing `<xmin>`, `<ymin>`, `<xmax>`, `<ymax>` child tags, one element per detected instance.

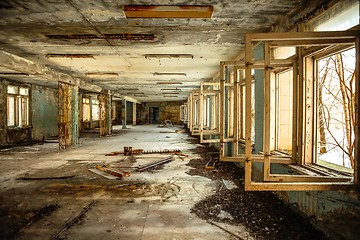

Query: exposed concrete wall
<box><xmin>138</xmin><ymin>101</ymin><xmax>182</xmax><ymax>125</ymax></box>
<box><xmin>0</xmin><ymin>80</ymin><xmax>7</xmax><ymax>146</ymax></box>
<box><xmin>31</xmin><ymin>85</ymin><xmax>58</xmax><ymax>141</ymax></box>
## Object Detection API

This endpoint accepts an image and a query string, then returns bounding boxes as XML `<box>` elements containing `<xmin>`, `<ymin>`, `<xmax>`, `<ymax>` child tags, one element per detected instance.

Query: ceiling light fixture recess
<box><xmin>123</xmin><ymin>5</ymin><xmax>214</xmax><ymax>18</ymax></box>
<box><xmin>85</xmin><ymin>72</ymin><xmax>119</xmax><ymax>77</ymax></box>
<box><xmin>46</xmin><ymin>54</ymin><xmax>95</xmax><ymax>59</ymax></box>
<box><xmin>160</xmin><ymin>88</ymin><xmax>182</xmax><ymax>91</ymax></box>
<box><xmin>157</xmin><ymin>82</ymin><xmax>183</xmax><ymax>85</ymax></box>
<box><xmin>144</xmin><ymin>54</ymin><xmax>193</xmax><ymax>59</ymax></box>
<box><xmin>153</xmin><ymin>72</ymin><xmax>186</xmax><ymax>76</ymax></box>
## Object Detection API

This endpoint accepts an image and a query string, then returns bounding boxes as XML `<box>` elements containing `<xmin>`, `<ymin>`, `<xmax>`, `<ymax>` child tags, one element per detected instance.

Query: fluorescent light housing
<box><xmin>123</xmin><ymin>5</ymin><xmax>214</xmax><ymax>18</ymax></box>
<box><xmin>85</xmin><ymin>72</ymin><xmax>119</xmax><ymax>77</ymax></box>
<box><xmin>145</xmin><ymin>54</ymin><xmax>193</xmax><ymax>59</ymax></box>
<box><xmin>162</xmin><ymin>92</ymin><xmax>180</xmax><ymax>95</ymax></box>
<box><xmin>163</xmin><ymin>95</ymin><xmax>179</xmax><ymax>98</ymax></box>
<box><xmin>0</xmin><ymin>72</ymin><xmax>28</xmax><ymax>76</ymax></box>
<box><xmin>46</xmin><ymin>54</ymin><xmax>95</xmax><ymax>59</ymax></box>
<box><xmin>153</xmin><ymin>72</ymin><xmax>186</xmax><ymax>76</ymax></box>
<box><xmin>157</xmin><ymin>82</ymin><xmax>183</xmax><ymax>85</ymax></box>
<box><xmin>160</xmin><ymin>88</ymin><xmax>182</xmax><ymax>91</ymax></box>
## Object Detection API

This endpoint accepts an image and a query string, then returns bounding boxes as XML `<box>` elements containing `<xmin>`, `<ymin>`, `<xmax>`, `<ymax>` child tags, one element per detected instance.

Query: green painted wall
<box><xmin>254</xmin><ymin>43</ymin><xmax>264</xmax><ymax>153</ymax></box>
<box><xmin>31</xmin><ymin>85</ymin><xmax>58</xmax><ymax>141</ymax></box>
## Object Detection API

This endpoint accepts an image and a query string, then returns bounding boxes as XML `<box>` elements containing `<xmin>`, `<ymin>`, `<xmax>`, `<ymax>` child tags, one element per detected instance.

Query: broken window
<box><xmin>315</xmin><ymin>48</ymin><xmax>355</xmax><ymax>171</ymax></box>
<box><xmin>7</xmin><ymin>85</ymin><xmax>29</xmax><ymax>127</ymax></box>
<box><xmin>82</xmin><ymin>97</ymin><xmax>91</xmax><ymax>122</ymax></box>
<box><xmin>272</xmin><ymin>69</ymin><xmax>293</xmax><ymax>154</ymax></box>
<box><xmin>241</xmin><ymin>30</ymin><xmax>358</xmax><ymax>191</ymax></box>
<box><xmin>91</xmin><ymin>98</ymin><xmax>100</xmax><ymax>121</ymax></box>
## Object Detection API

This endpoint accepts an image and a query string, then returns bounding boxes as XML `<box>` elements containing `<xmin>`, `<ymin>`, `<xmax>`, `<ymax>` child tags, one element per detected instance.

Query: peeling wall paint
<box><xmin>31</xmin><ymin>85</ymin><xmax>58</xmax><ymax>141</ymax></box>
<box><xmin>0</xmin><ymin>80</ymin><xmax>7</xmax><ymax>146</ymax></box>
<box><xmin>138</xmin><ymin>101</ymin><xmax>182</xmax><ymax>125</ymax></box>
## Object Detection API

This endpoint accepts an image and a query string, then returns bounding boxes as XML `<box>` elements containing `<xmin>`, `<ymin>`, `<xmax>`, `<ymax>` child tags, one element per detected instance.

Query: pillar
<box><xmin>107</xmin><ymin>91</ymin><xmax>112</xmax><ymax>134</ymax></box>
<box><xmin>132</xmin><ymin>102</ymin><xmax>137</xmax><ymax>126</ymax></box>
<box><xmin>71</xmin><ymin>85</ymin><xmax>79</xmax><ymax>145</ymax></box>
<box><xmin>122</xmin><ymin>98</ymin><xmax>127</xmax><ymax>129</ymax></box>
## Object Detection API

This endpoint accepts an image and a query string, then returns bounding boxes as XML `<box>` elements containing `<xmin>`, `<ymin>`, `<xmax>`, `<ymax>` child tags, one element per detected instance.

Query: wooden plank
<box><xmin>265</xmin><ymin>174</ymin><xmax>352</xmax><ymax>182</ymax></box>
<box><xmin>219</xmin><ymin>62</ymin><xmax>226</xmax><ymax>158</ymax></box>
<box><xmin>244</xmin><ymin>34</ymin><xmax>253</xmax><ymax>190</ymax></box>
<box><xmin>201</xmin><ymin>130</ymin><xmax>220</xmax><ymax>134</ymax></box>
<box><xmin>250</xmin><ymin>30</ymin><xmax>360</xmax><ymax>41</ymax></box>
<box><xmin>292</xmin><ymin>60</ymin><xmax>299</xmax><ymax>164</ymax></box>
<box><xmin>268</xmin><ymin>38</ymin><xmax>355</xmax><ymax>47</ymax></box>
<box><xmin>246</xmin><ymin>181</ymin><xmax>354</xmax><ymax>191</ymax></box>
<box><xmin>221</xmin><ymin>59</ymin><xmax>293</xmax><ymax>69</ymax></box>
<box><xmin>355</xmin><ymin>36</ymin><xmax>360</xmax><ymax>184</ymax></box>
<box><xmin>221</xmin><ymin>155</ymin><xmax>295</xmax><ymax>164</ymax></box>
<box><xmin>199</xmin><ymin>83</ymin><xmax>204</xmax><ymax>142</ymax></box>
<box><xmin>233</xmin><ymin>67</ymin><xmax>239</xmax><ymax>156</ymax></box>
<box><xmin>263</xmin><ymin>42</ymin><xmax>271</xmax><ymax>180</ymax></box>
<box><xmin>303</xmin><ymin>56</ymin><xmax>314</xmax><ymax>164</ymax></box>
<box><xmin>188</xmin><ymin>95</ymin><xmax>192</xmax><ymax>130</ymax></box>
<box><xmin>202</xmin><ymin>139</ymin><xmax>221</xmax><ymax>143</ymax></box>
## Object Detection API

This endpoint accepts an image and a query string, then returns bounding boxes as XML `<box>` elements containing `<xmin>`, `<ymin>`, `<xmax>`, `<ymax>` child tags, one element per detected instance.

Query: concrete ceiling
<box><xmin>0</xmin><ymin>0</ymin><xmax>332</xmax><ymax>102</ymax></box>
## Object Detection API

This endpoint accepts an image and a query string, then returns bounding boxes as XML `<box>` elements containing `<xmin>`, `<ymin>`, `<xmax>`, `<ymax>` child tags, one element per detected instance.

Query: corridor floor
<box><xmin>0</xmin><ymin>125</ymin><xmax>253</xmax><ymax>240</ymax></box>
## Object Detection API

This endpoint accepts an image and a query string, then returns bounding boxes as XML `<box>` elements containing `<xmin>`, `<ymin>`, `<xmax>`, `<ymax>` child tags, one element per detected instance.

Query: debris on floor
<box><xmin>17</xmin><ymin>175</ymin><xmax>75</xmax><ymax>180</ymax></box>
<box><xmin>187</xmin><ymin>145</ymin><xmax>328</xmax><ymax>240</ymax></box>
<box><xmin>105</xmin><ymin>147</ymin><xmax>181</xmax><ymax>156</ymax></box>
<box><xmin>157</xmin><ymin>120</ymin><xmax>173</xmax><ymax>128</ymax></box>
<box><xmin>205</xmin><ymin>158</ymin><xmax>217</xmax><ymax>170</ymax></box>
<box><xmin>136</xmin><ymin>156</ymin><xmax>174</xmax><ymax>172</ymax></box>
<box><xmin>51</xmin><ymin>201</ymin><xmax>96</xmax><ymax>240</ymax></box>
<box><xmin>95</xmin><ymin>165</ymin><xmax>130</xmax><ymax>178</ymax></box>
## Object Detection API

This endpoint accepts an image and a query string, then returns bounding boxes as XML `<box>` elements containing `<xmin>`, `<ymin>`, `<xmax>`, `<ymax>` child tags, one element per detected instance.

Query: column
<box><xmin>122</xmin><ymin>98</ymin><xmax>127</xmax><ymax>129</ymax></box>
<box><xmin>132</xmin><ymin>102</ymin><xmax>136</xmax><ymax>126</ymax></box>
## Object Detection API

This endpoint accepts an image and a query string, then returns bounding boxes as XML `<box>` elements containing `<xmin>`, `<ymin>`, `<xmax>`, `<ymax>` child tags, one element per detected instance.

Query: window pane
<box><xmin>19</xmin><ymin>87</ymin><xmax>29</xmax><ymax>96</ymax></box>
<box><xmin>92</xmin><ymin>104</ymin><xmax>100</xmax><ymax>121</ymax></box>
<box><xmin>276</xmin><ymin>70</ymin><xmax>293</xmax><ymax>153</ymax></box>
<box><xmin>83</xmin><ymin>104</ymin><xmax>90</xmax><ymax>121</ymax></box>
<box><xmin>19</xmin><ymin>97</ymin><xmax>29</xmax><ymax>126</ymax></box>
<box><xmin>316</xmin><ymin>48</ymin><xmax>355</xmax><ymax>169</ymax></box>
<box><xmin>7</xmin><ymin>86</ymin><xmax>17</xmax><ymax>94</ymax></box>
<box><xmin>7</xmin><ymin>96</ymin><xmax>15</xmax><ymax>126</ymax></box>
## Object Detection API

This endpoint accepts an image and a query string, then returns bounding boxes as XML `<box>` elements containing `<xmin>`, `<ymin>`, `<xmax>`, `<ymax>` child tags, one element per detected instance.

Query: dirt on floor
<box><xmin>187</xmin><ymin>145</ymin><xmax>328</xmax><ymax>240</ymax></box>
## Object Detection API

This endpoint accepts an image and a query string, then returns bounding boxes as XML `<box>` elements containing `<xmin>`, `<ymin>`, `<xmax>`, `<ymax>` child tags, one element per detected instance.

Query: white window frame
<box><xmin>7</xmin><ymin>85</ymin><xmax>29</xmax><ymax>128</ymax></box>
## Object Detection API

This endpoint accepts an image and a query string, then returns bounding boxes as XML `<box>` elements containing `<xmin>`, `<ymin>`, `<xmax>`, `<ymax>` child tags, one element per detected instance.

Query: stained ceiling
<box><xmin>0</xmin><ymin>0</ymin><xmax>333</xmax><ymax>102</ymax></box>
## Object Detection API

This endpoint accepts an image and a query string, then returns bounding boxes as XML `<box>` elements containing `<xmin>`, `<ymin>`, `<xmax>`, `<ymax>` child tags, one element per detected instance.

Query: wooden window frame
<box><xmin>7</xmin><ymin>85</ymin><xmax>30</xmax><ymax>128</ymax></box>
<box><xmin>199</xmin><ymin>82</ymin><xmax>221</xmax><ymax>143</ymax></box>
<box><xmin>243</xmin><ymin>30</ymin><xmax>359</xmax><ymax>191</ymax></box>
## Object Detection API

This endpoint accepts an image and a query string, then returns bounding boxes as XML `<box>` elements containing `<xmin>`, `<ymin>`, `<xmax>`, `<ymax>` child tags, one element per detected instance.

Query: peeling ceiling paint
<box><xmin>0</xmin><ymin>0</ymin><xmax>333</xmax><ymax>102</ymax></box>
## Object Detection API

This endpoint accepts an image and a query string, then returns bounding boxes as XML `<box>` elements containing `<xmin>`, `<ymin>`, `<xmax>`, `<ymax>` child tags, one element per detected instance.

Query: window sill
<box><xmin>7</xmin><ymin>126</ymin><xmax>32</xmax><ymax>130</ymax></box>
<box><xmin>288</xmin><ymin>163</ymin><xmax>353</xmax><ymax>178</ymax></box>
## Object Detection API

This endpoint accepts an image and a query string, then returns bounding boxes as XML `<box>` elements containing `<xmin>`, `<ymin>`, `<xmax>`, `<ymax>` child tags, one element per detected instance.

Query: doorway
<box><xmin>149</xmin><ymin>107</ymin><xmax>160</xmax><ymax>124</ymax></box>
